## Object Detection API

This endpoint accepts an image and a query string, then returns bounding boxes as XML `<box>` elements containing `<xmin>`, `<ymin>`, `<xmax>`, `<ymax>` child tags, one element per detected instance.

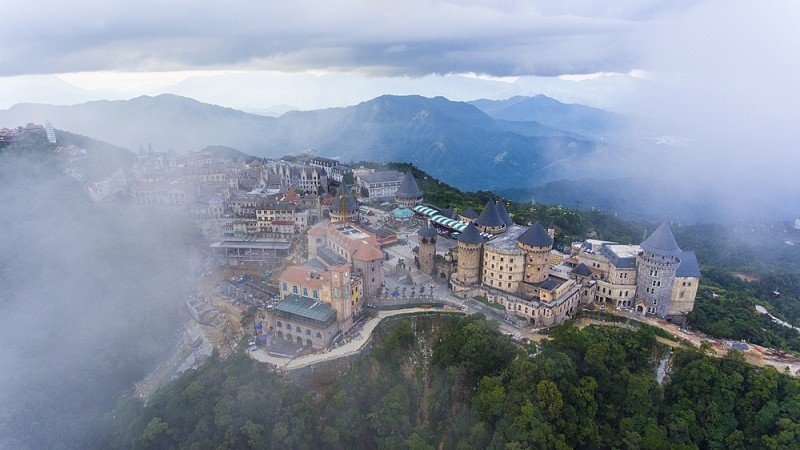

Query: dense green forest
<box><xmin>102</xmin><ymin>314</ymin><xmax>800</xmax><ymax>449</ymax></box>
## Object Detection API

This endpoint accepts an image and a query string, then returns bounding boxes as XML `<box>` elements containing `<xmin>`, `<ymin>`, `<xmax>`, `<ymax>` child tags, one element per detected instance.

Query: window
<box><xmin>282</xmin><ymin>283</ymin><xmax>288</xmax><ymax>291</ymax></box>
<box><xmin>292</xmin><ymin>286</ymin><xmax>298</xmax><ymax>294</ymax></box>
<box><xmin>313</xmin><ymin>290</ymin><xmax>318</xmax><ymax>299</ymax></box>
<box><xmin>302</xmin><ymin>288</ymin><xmax>308</xmax><ymax>296</ymax></box>
<box><xmin>306</xmin><ymin>329</ymin><xmax>311</xmax><ymax>335</ymax></box>
<box><xmin>509</xmin><ymin>259</ymin><xmax>514</xmax><ymax>263</ymax></box>
<box><xmin>296</xmin><ymin>326</ymin><xmax>301</xmax><ymax>332</ymax></box>
<box><xmin>286</xmin><ymin>323</ymin><xmax>292</xmax><ymax>329</ymax></box>
<box><xmin>277</xmin><ymin>321</ymin><xmax>282</xmax><ymax>327</ymax></box>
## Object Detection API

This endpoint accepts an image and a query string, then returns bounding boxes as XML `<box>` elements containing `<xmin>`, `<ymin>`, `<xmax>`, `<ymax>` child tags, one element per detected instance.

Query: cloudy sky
<box><xmin>1</xmin><ymin>0</ymin><xmax>795</xmax><ymax>114</ymax></box>
<box><xmin>1</xmin><ymin>0</ymin><xmax>798</xmax><ymax>210</ymax></box>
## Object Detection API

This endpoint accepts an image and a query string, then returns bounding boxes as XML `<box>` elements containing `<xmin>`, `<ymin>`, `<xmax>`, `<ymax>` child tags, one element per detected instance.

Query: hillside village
<box><xmin>3</xmin><ymin>122</ymin><xmax>704</xmax><ymax>354</ymax></box>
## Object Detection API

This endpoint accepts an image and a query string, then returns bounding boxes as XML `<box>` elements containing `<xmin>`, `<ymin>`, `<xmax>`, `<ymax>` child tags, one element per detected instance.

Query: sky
<box><xmin>1</xmin><ymin>0</ymin><xmax>798</xmax><ymax>213</ymax></box>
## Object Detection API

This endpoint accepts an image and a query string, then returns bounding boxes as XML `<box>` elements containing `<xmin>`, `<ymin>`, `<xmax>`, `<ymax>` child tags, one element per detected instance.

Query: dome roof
<box><xmin>640</xmin><ymin>222</ymin><xmax>682</xmax><ymax>256</ymax></box>
<box><xmin>330</xmin><ymin>192</ymin><xmax>359</xmax><ymax>212</ymax></box>
<box><xmin>517</xmin><ymin>222</ymin><xmax>554</xmax><ymax>247</ymax></box>
<box><xmin>475</xmin><ymin>199</ymin><xmax>504</xmax><ymax>228</ymax></box>
<box><xmin>395</xmin><ymin>170</ymin><xmax>422</xmax><ymax>198</ymax></box>
<box><xmin>391</xmin><ymin>204</ymin><xmax>414</xmax><ymax>217</ymax></box>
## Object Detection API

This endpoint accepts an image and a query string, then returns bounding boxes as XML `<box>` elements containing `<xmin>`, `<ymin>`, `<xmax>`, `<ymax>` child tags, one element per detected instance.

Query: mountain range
<box><xmin>0</xmin><ymin>94</ymin><xmax>635</xmax><ymax>192</ymax></box>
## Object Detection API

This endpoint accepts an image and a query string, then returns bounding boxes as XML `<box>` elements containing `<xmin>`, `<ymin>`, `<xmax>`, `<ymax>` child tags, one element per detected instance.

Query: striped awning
<box><xmin>413</xmin><ymin>205</ymin><xmax>438</xmax><ymax>217</ymax></box>
<box><xmin>431</xmin><ymin>214</ymin><xmax>467</xmax><ymax>231</ymax></box>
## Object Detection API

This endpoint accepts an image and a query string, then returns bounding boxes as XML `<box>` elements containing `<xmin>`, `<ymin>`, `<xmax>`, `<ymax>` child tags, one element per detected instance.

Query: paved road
<box><xmin>249</xmin><ymin>307</ymin><xmax>466</xmax><ymax>371</ymax></box>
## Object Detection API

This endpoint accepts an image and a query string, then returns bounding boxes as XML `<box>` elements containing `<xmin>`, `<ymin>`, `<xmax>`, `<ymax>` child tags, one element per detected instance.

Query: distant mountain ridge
<box><xmin>0</xmin><ymin>94</ymin><xmax>635</xmax><ymax>192</ymax></box>
<box><xmin>469</xmin><ymin>94</ymin><xmax>627</xmax><ymax>140</ymax></box>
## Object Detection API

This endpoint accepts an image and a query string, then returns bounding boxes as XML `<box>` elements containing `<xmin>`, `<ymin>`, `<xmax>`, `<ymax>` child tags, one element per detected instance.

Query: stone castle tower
<box><xmin>516</xmin><ymin>222</ymin><xmax>554</xmax><ymax>284</ymax></box>
<box><xmin>417</xmin><ymin>221</ymin><xmax>437</xmax><ymax>276</ymax></box>
<box><xmin>475</xmin><ymin>199</ymin><xmax>507</xmax><ymax>235</ymax></box>
<box><xmin>455</xmin><ymin>222</ymin><xmax>483</xmax><ymax>284</ymax></box>
<box><xmin>635</xmin><ymin>222</ymin><xmax>682</xmax><ymax>318</ymax></box>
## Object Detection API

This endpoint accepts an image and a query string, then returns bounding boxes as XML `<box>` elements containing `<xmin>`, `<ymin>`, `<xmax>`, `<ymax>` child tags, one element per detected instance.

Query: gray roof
<box><xmin>461</xmin><ymin>207</ymin><xmax>479</xmax><ymax>219</ymax></box>
<box><xmin>496</xmin><ymin>201</ymin><xmax>514</xmax><ymax>227</ymax></box>
<box><xmin>570</xmin><ymin>263</ymin><xmax>593</xmax><ymax>277</ymax></box>
<box><xmin>317</xmin><ymin>246</ymin><xmax>347</xmax><ymax>266</ymax></box>
<box><xmin>274</xmin><ymin>294</ymin><xmax>337</xmax><ymax>328</ymax></box>
<box><xmin>476</xmin><ymin>199</ymin><xmax>505</xmax><ymax>228</ymax></box>
<box><xmin>359</xmin><ymin>170</ymin><xmax>403</xmax><ymax>184</ymax></box>
<box><xmin>418</xmin><ymin>221</ymin><xmax>437</xmax><ymax>237</ymax></box>
<box><xmin>395</xmin><ymin>170</ymin><xmax>422</xmax><ymax>198</ymax></box>
<box><xmin>539</xmin><ymin>278</ymin><xmax>562</xmax><ymax>291</ymax></box>
<box><xmin>457</xmin><ymin>222</ymin><xmax>484</xmax><ymax>244</ymax></box>
<box><xmin>640</xmin><ymin>222</ymin><xmax>682</xmax><ymax>256</ymax></box>
<box><xmin>676</xmin><ymin>251</ymin><xmax>701</xmax><ymax>277</ymax></box>
<box><xmin>517</xmin><ymin>222</ymin><xmax>554</xmax><ymax>247</ymax></box>
<box><xmin>600</xmin><ymin>245</ymin><xmax>638</xmax><ymax>269</ymax></box>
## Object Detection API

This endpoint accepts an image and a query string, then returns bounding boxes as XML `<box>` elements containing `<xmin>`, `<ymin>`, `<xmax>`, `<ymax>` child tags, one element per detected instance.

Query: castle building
<box><xmin>451</xmin><ymin>200</ymin><xmax>700</xmax><ymax>326</ymax></box>
<box><xmin>572</xmin><ymin>222</ymin><xmax>700</xmax><ymax>325</ymax></box>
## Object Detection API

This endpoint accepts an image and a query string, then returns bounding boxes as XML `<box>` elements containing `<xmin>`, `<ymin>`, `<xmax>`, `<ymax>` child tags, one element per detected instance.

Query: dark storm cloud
<box><xmin>0</xmin><ymin>0</ymin><xmax>686</xmax><ymax>77</ymax></box>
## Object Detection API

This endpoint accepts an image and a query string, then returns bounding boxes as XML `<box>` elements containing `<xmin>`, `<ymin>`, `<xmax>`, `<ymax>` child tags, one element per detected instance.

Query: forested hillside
<box><xmin>102</xmin><ymin>314</ymin><xmax>800</xmax><ymax>449</ymax></box>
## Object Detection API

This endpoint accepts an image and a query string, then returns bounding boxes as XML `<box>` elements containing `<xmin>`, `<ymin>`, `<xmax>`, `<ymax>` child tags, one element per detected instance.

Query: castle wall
<box><xmin>456</xmin><ymin>242</ymin><xmax>482</xmax><ymax>284</ymax></box>
<box><xmin>482</xmin><ymin>246</ymin><xmax>525</xmax><ymax>294</ymax></box>
<box><xmin>669</xmin><ymin>276</ymin><xmax>699</xmax><ymax>316</ymax></box>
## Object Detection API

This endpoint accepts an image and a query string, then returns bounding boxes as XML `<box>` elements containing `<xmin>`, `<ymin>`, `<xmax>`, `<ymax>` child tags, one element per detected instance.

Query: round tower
<box><xmin>455</xmin><ymin>222</ymin><xmax>483</xmax><ymax>284</ymax></box>
<box><xmin>517</xmin><ymin>222</ymin><xmax>554</xmax><ymax>285</ymax></box>
<box><xmin>417</xmin><ymin>222</ymin><xmax>437</xmax><ymax>276</ymax></box>
<box><xmin>329</xmin><ymin>188</ymin><xmax>359</xmax><ymax>223</ymax></box>
<box><xmin>475</xmin><ymin>199</ymin><xmax>506</xmax><ymax>235</ymax></box>
<box><xmin>395</xmin><ymin>170</ymin><xmax>423</xmax><ymax>208</ymax></box>
<box><xmin>635</xmin><ymin>222</ymin><xmax>681</xmax><ymax>317</ymax></box>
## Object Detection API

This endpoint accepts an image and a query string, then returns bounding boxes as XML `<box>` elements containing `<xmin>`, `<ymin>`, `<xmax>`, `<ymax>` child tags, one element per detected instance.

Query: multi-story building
<box><xmin>357</xmin><ymin>171</ymin><xmax>404</xmax><ymax>199</ymax></box>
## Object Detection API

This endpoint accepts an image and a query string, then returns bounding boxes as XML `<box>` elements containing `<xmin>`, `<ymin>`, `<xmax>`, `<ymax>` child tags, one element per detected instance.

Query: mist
<box><xmin>0</xmin><ymin>154</ymin><xmax>203</xmax><ymax>449</ymax></box>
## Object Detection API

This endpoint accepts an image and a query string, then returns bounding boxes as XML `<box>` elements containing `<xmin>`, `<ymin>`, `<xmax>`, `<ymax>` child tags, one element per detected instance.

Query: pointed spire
<box><xmin>395</xmin><ymin>169</ymin><xmax>422</xmax><ymax>198</ymax></box>
<box><xmin>640</xmin><ymin>222</ymin><xmax>682</xmax><ymax>256</ymax></box>
<box><xmin>496</xmin><ymin>200</ymin><xmax>514</xmax><ymax>227</ymax></box>
<box><xmin>475</xmin><ymin>199</ymin><xmax>504</xmax><ymax>228</ymax></box>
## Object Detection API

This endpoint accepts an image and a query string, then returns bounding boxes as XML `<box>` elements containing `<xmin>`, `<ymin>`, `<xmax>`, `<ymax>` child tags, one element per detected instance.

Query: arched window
<box><xmin>316</xmin><ymin>332</ymin><xmax>322</xmax><ymax>338</ymax></box>
<box><xmin>296</xmin><ymin>326</ymin><xmax>301</xmax><ymax>332</ymax></box>
<box><xmin>286</xmin><ymin>323</ymin><xmax>291</xmax><ymax>329</ymax></box>
<box><xmin>306</xmin><ymin>329</ymin><xmax>311</xmax><ymax>335</ymax></box>
<box><xmin>282</xmin><ymin>283</ymin><xmax>287</xmax><ymax>291</ymax></box>
<box><xmin>277</xmin><ymin>321</ymin><xmax>282</xmax><ymax>328</ymax></box>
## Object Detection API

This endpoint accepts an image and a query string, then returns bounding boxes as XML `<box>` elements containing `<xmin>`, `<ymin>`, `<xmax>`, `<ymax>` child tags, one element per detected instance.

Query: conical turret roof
<box><xmin>496</xmin><ymin>200</ymin><xmax>514</xmax><ymax>227</ymax></box>
<box><xmin>395</xmin><ymin>170</ymin><xmax>422</xmax><ymax>198</ymax></box>
<box><xmin>417</xmin><ymin>221</ymin><xmax>437</xmax><ymax>237</ymax></box>
<box><xmin>476</xmin><ymin>199</ymin><xmax>505</xmax><ymax>228</ymax></box>
<box><xmin>461</xmin><ymin>207</ymin><xmax>479</xmax><ymax>220</ymax></box>
<box><xmin>457</xmin><ymin>222</ymin><xmax>484</xmax><ymax>244</ymax></box>
<box><xmin>640</xmin><ymin>222</ymin><xmax>682</xmax><ymax>256</ymax></box>
<box><xmin>517</xmin><ymin>222</ymin><xmax>554</xmax><ymax>247</ymax></box>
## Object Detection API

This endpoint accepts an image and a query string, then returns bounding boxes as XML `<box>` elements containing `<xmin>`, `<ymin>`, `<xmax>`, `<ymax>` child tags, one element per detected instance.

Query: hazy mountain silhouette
<box><xmin>0</xmin><ymin>94</ymin><xmax>635</xmax><ymax>191</ymax></box>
